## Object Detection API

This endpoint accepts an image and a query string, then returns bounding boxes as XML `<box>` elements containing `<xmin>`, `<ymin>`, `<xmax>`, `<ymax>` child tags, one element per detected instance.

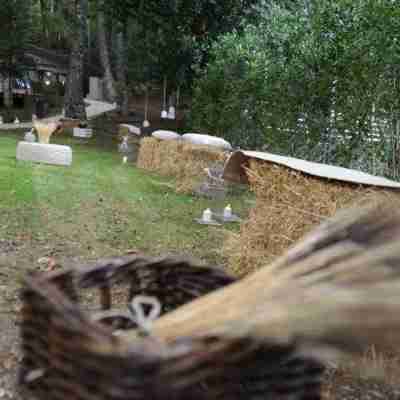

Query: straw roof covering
<box><xmin>223</xmin><ymin>150</ymin><xmax>400</xmax><ymax>188</ymax></box>
<box><xmin>223</xmin><ymin>159</ymin><xmax>400</xmax><ymax>276</ymax></box>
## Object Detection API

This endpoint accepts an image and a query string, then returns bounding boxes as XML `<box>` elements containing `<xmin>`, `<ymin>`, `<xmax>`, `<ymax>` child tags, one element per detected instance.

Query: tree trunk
<box><xmin>64</xmin><ymin>0</ymin><xmax>87</xmax><ymax>120</ymax></box>
<box><xmin>3</xmin><ymin>75</ymin><xmax>13</xmax><ymax>108</ymax></box>
<box><xmin>97</xmin><ymin>3</ymin><xmax>117</xmax><ymax>102</ymax></box>
<box><xmin>81</xmin><ymin>0</ymin><xmax>90</xmax><ymax>97</ymax></box>
<box><xmin>116</xmin><ymin>23</ymin><xmax>129</xmax><ymax>116</ymax></box>
<box><xmin>39</xmin><ymin>0</ymin><xmax>48</xmax><ymax>42</ymax></box>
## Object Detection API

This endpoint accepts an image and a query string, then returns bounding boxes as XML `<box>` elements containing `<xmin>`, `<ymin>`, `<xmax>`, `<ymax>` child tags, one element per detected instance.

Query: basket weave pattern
<box><xmin>19</xmin><ymin>254</ymin><xmax>324</xmax><ymax>400</ymax></box>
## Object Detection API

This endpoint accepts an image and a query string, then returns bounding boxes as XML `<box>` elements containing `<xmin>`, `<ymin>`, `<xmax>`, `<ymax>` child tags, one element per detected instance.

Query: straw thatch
<box><xmin>223</xmin><ymin>159</ymin><xmax>399</xmax><ymax>276</ymax></box>
<box><xmin>137</xmin><ymin>137</ymin><xmax>228</xmax><ymax>193</ymax></box>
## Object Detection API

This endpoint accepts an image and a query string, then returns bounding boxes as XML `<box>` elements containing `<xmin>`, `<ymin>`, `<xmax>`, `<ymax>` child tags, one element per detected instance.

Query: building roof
<box><xmin>24</xmin><ymin>45</ymin><xmax>70</xmax><ymax>74</ymax></box>
<box><xmin>4</xmin><ymin>45</ymin><xmax>103</xmax><ymax>77</ymax></box>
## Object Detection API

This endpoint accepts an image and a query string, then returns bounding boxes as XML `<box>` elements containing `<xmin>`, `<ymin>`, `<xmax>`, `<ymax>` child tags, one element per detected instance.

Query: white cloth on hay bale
<box><xmin>182</xmin><ymin>133</ymin><xmax>232</xmax><ymax>150</ymax></box>
<box><xmin>152</xmin><ymin>130</ymin><xmax>181</xmax><ymax>141</ymax></box>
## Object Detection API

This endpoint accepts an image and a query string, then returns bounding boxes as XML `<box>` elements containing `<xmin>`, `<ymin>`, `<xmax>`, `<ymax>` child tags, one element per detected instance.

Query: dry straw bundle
<box><xmin>34</xmin><ymin>121</ymin><xmax>59</xmax><ymax>144</ymax></box>
<box><xmin>123</xmin><ymin>202</ymin><xmax>400</xmax><ymax>362</ymax></box>
<box><xmin>175</xmin><ymin>143</ymin><xmax>227</xmax><ymax>193</ymax></box>
<box><xmin>137</xmin><ymin>137</ymin><xmax>228</xmax><ymax>193</ymax></box>
<box><xmin>224</xmin><ymin>159</ymin><xmax>399</xmax><ymax>276</ymax></box>
<box><xmin>137</xmin><ymin>137</ymin><xmax>184</xmax><ymax>175</ymax></box>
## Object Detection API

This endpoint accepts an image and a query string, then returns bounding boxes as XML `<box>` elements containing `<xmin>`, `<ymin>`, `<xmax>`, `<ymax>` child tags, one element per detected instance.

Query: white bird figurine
<box><xmin>24</xmin><ymin>129</ymin><xmax>36</xmax><ymax>143</ymax></box>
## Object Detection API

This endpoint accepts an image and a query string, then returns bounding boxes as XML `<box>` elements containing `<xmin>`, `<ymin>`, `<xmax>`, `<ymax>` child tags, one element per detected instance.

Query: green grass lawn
<box><xmin>0</xmin><ymin>131</ymin><xmax>252</xmax><ymax>266</ymax></box>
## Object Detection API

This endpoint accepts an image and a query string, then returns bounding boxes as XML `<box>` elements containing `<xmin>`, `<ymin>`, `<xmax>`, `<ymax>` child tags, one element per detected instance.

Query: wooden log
<box><xmin>59</xmin><ymin>118</ymin><xmax>81</xmax><ymax>129</ymax></box>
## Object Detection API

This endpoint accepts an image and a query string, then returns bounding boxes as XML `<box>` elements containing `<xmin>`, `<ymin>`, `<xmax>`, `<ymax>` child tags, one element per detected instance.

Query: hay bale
<box><xmin>137</xmin><ymin>137</ymin><xmax>183</xmax><ymax>174</ymax></box>
<box><xmin>137</xmin><ymin>137</ymin><xmax>161</xmax><ymax>171</ymax></box>
<box><xmin>223</xmin><ymin>159</ymin><xmax>399</xmax><ymax>277</ymax></box>
<box><xmin>136</xmin><ymin>137</ymin><xmax>228</xmax><ymax>193</ymax></box>
<box><xmin>175</xmin><ymin>144</ymin><xmax>227</xmax><ymax>194</ymax></box>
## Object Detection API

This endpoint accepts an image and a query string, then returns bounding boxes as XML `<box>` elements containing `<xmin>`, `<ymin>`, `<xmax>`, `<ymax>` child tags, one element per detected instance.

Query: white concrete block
<box><xmin>16</xmin><ymin>142</ymin><xmax>72</xmax><ymax>166</ymax></box>
<box><xmin>73</xmin><ymin>127</ymin><xmax>93</xmax><ymax>138</ymax></box>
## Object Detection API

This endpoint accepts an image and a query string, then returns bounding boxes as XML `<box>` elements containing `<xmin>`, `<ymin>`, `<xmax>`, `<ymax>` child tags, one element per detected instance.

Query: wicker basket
<box><xmin>19</xmin><ymin>254</ymin><xmax>324</xmax><ymax>400</ymax></box>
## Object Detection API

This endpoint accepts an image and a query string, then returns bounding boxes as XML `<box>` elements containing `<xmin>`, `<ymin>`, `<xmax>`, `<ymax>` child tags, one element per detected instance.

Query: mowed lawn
<box><xmin>0</xmin><ymin>131</ymin><xmax>252</xmax><ymax>265</ymax></box>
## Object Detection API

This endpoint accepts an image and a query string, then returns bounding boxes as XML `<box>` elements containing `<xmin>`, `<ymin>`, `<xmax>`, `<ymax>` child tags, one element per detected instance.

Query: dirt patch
<box><xmin>2</xmin><ymin>246</ymin><xmax>400</xmax><ymax>399</ymax></box>
<box><xmin>0</xmin><ymin>316</ymin><xmax>25</xmax><ymax>400</ymax></box>
<box><xmin>323</xmin><ymin>369</ymin><xmax>400</xmax><ymax>399</ymax></box>
<box><xmin>0</xmin><ymin>240</ymin><xmax>20</xmax><ymax>254</ymax></box>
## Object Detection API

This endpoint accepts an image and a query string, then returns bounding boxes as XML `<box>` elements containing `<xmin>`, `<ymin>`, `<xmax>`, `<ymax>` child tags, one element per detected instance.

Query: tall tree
<box><xmin>103</xmin><ymin>0</ymin><xmax>257</xmax><ymax>102</ymax></box>
<box><xmin>96</xmin><ymin>0</ymin><xmax>117</xmax><ymax>102</ymax></box>
<box><xmin>0</xmin><ymin>0</ymin><xmax>32</xmax><ymax>108</ymax></box>
<box><xmin>39</xmin><ymin>0</ymin><xmax>48</xmax><ymax>42</ymax></box>
<box><xmin>33</xmin><ymin>0</ymin><xmax>65</xmax><ymax>48</ymax></box>
<box><xmin>116</xmin><ymin>22</ymin><xmax>129</xmax><ymax>115</ymax></box>
<box><xmin>63</xmin><ymin>0</ymin><xmax>87</xmax><ymax>119</ymax></box>
<box><xmin>81</xmin><ymin>0</ymin><xmax>89</xmax><ymax>96</ymax></box>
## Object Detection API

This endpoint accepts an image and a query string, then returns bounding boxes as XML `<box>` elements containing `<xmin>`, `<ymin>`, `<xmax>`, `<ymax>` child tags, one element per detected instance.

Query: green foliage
<box><xmin>0</xmin><ymin>0</ymin><xmax>32</xmax><ymax>74</ymax></box>
<box><xmin>192</xmin><ymin>0</ymin><xmax>400</xmax><ymax>177</ymax></box>
<box><xmin>29</xmin><ymin>0</ymin><xmax>69</xmax><ymax>49</ymax></box>
<box><xmin>103</xmin><ymin>0</ymin><xmax>257</xmax><ymax>89</ymax></box>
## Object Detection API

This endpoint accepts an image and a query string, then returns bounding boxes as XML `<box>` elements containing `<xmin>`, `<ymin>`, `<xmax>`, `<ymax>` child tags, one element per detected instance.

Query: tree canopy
<box><xmin>1</xmin><ymin>0</ymin><xmax>400</xmax><ymax>178</ymax></box>
<box><xmin>192</xmin><ymin>0</ymin><xmax>400</xmax><ymax>177</ymax></box>
<box><xmin>0</xmin><ymin>0</ymin><xmax>32</xmax><ymax>75</ymax></box>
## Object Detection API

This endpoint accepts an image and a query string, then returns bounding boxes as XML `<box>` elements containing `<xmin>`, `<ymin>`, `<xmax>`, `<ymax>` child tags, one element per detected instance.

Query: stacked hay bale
<box><xmin>175</xmin><ymin>143</ymin><xmax>228</xmax><ymax>193</ymax></box>
<box><xmin>136</xmin><ymin>137</ymin><xmax>184</xmax><ymax>175</ymax></box>
<box><xmin>224</xmin><ymin>159</ymin><xmax>398</xmax><ymax>276</ymax></box>
<box><xmin>137</xmin><ymin>137</ymin><xmax>228</xmax><ymax>193</ymax></box>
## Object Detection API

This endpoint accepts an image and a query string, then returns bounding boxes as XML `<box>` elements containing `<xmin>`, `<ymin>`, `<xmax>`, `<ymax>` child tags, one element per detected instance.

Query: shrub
<box><xmin>191</xmin><ymin>0</ymin><xmax>400</xmax><ymax>178</ymax></box>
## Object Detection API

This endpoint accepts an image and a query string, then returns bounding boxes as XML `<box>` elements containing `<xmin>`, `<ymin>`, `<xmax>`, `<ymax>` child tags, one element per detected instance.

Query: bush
<box><xmin>191</xmin><ymin>1</ymin><xmax>400</xmax><ymax>178</ymax></box>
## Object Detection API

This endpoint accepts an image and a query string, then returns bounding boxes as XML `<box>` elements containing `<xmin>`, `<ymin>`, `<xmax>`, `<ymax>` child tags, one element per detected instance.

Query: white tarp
<box><xmin>152</xmin><ymin>130</ymin><xmax>180</xmax><ymax>141</ymax></box>
<box><xmin>223</xmin><ymin>150</ymin><xmax>400</xmax><ymax>189</ymax></box>
<box><xmin>182</xmin><ymin>133</ymin><xmax>232</xmax><ymax>150</ymax></box>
